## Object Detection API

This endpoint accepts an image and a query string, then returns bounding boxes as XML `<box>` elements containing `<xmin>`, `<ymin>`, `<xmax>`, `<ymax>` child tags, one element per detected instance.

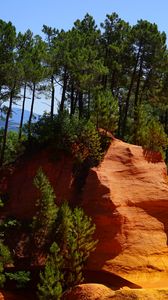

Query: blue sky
<box><xmin>1</xmin><ymin>0</ymin><xmax>168</xmax><ymax>35</ymax></box>
<box><xmin>1</xmin><ymin>0</ymin><xmax>168</xmax><ymax>114</ymax></box>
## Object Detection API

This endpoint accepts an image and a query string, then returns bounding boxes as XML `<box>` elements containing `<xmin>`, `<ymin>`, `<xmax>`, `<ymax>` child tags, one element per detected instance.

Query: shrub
<box><xmin>133</xmin><ymin>105</ymin><xmax>168</xmax><ymax>157</ymax></box>
<box><xmin>6</xmin><ymin>271</ymin><xmax>30</xmax><ymax>288</ymax></box>
<box><xmin>0</xmin><ymin>241</ymin><xmax>12</xmax><ymax>287</ymax></box>
<box><xmin>27</xmin><ymin>112</ymin><xmax>103</xmax><ymax>166</ymax></box>
<box><xmin>0</xmin><ymin>130</ymin><xmax>26</xmax><ymax>165</ymax></box>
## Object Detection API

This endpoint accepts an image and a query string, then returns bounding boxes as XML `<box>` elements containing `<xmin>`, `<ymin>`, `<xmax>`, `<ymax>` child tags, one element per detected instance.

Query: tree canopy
<box><xmin>0</xmin><ymin>13</ymin><xmax>168</xmax><ymax>165</ymax></box>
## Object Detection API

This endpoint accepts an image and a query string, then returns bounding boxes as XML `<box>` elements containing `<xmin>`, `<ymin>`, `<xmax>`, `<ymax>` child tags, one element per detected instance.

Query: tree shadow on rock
<box><xmin>143</xmin><ymin>148</ymin><xmax>163</xmax><ymax>163</ymax></box>
<box><xmin>78</xmin><ymin>169</ymin><xmax>123</xmax><ymax>268</ymax></box>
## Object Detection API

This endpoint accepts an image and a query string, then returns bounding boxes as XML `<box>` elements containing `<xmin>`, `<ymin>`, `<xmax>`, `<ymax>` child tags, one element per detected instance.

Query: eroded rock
<box><xmin>82</xmin><ymin>139</ymin><xmax>168</xmax><ymax>287</ymax></box>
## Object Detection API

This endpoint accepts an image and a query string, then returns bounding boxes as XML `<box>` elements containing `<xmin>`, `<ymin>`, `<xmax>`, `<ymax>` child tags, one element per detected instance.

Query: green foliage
<box><xmin>2</xmin><ymin>218</ymin><xmax>20</xmax><ymax>230</ymax></box>
<box><xmin>29</xmin><ymin>112</ymin><xmax>103</xmax><ymax>166</ymax></box>
<box><xmin>132</xmin><ymin>105</ymin><xmax>168</xmax><ymax>157</ymax></box>
<box><xmin>72</xmin><ymin>207</ymin><xmax>97</xmax><ymax>263</ymax></box>
<box><xmin>0</xmin><ymin>241</ymin><xmax>12</xmax><ymax>287</ymax></box>
<box><xmin>143</xmin><ymin>119</ymin><xmax>168</xmax><ymax>157</ymax></box>
<box><xmin>55</xmin><ymin>202</ymin><xmax>73</xmax><ymax>258</ymax></box>
<box><xmin>32</xmin><ymin>168</ymin><xmax>58</xmax><ymax>249</ymax></box>
<box><xmin>38</xmin><ymin>202</ymin><xmax>97</xmax><ymax>299</ymax></box>
<box><xmin>0</xmin><ymin>193</ymin><xmax>13</xmax><ymax>287</ymax></box>
<box><xmin>0</xmin><ymin>266</ymin><xmax>5</xmax><ymax>288</ymax></box>
<box><xmin>0</xmin><ymin>217</ymin><xmax>20</xmax><ymax>242</ymax></box>
<box><xmin>0</xmin><ymin>130</ymin><xmax>26</xmax><ymax>165</ymax></box>
<box><xmin>37</xmin><ymin>242</ymin><xmax>63</xmax><ymax>300</ymax></box>
<box><xmin>0</xmin><ymin>198</ymin><xmax>4</xmax><ymax>208</ymax></box>
<box><xmin>0</xmin><ymin>216</ymin><xmax>30</xmax><ymax>289</ymax></box>
<box><xmin>0</xmin><ymin>14</ymin><xmax>168</xmax><ymax>165</ymax></box>
<box><xmin>0</xmin><ymin>241</ymin><xmax>12</xmax><ymax>265</ymax></box>
<box><xmin>92</xmin><ymin>89</ymin><xmax>119</xmax><ymax>132</ymax></box>
<box><xmin>6</xmin><ymin>271</ymin><xmax>30</xmax><ymax>288</ymax></box>
<box><xmin>65</xmin><ymin>206</ymin><xmax>97</xmax><ymax>288</ymax></box>
<box><xmin>72</xmin><ymin>119</ymin><xmax>102</xmax><ymax>165</ymax></box>
<box><xmin>55</xmin><ymin>202</ymin><xmax>97</xmax><ymax>290</ymax></box>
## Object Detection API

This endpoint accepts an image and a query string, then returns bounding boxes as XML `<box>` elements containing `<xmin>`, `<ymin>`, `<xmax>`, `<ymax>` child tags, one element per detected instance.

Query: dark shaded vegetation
<box><xmin>0</xmin><ymin>169</ymin><xmax>97</xmax><ymax>299</ymax></box>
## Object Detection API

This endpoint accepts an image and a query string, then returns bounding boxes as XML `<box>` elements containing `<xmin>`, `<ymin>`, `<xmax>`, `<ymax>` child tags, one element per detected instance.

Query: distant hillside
<box><xmin>0</xmin><ymin>108</ymin><xmax>39</xmax><ymax>131</ymax></box>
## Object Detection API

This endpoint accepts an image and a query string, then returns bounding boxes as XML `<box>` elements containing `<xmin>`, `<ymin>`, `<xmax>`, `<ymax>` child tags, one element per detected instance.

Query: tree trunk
<box><xmin>28</xmin><ymin>82</ymin><xmax>36</xmax><ymax>139</ymax></box>
<box><xmin>18</xmin><ymin>83</ymin><xmax>27</xmax><ymax>140</ymax></box>
<box><xmin>0</xmin><ymin>89</ymin><xmax>14</xmax><ymax>166</ymax></box>
<box><xmin>139</xmin><ymin>69</ymin><xmax>152</xmax><ymax>104</ymax></box>
<box><xmin>164</xmin><ymin>109</ymin><xmax>168</xmax><ymax>164</ymax></box>
<box><xmin>51</xmin><ymin>75</ymin><xmax>55</xmax><ymax>120</ymax></box>
<box><xmin>164</xmin><ymin>109</ymin><xmax>168</xmax><ymax>134</ymax></box>
<box><xmin>102</xmin><ymin>46</ymin><xmax>109</xmax><ymax>89</ymax></box>
<box><xmin>133</xmin><ymin>53</ymin><xmax>144</xmax><ymax>143</ymax></box>
<box><xmin>70</xmin><ymin>84</ymin><xmax>74</xmax><ymax>117</ymax></box>
<box><xmin>110</xmin><ymin>70</ymin><xmax>116</xmax><ymax>94</ymax></box>
<box><xmin>117</xmin><ymin>96</ymin><xmax>122</xmax><ymax>137</ymax></box>
<box><xmin>87</xmin><ymin>90</ymin><xmax>91</xmax><ymax>119</ymax></box>
<box><xmin>60</xmin><ymin>68</ymin><xmax>67</xmax><ymax>112</ymax></box>
<box><xmin>121</xmin><ymin>43</ymin><xmax>142</xmax><ymax>138</ymax></box>
<box><xmin>78</xmin><ymin>92</ymin><xmax>83</xmax><ymax>119</ymax></box>
<box><xmin>134</xmin><ymin>56</ymin><xmax>144</xmax><ymax>110</ymax></box>
<box><xmin>72</xmin><ymin>92</ymin><xmax>78</xmax><ymax>116</ymax></box>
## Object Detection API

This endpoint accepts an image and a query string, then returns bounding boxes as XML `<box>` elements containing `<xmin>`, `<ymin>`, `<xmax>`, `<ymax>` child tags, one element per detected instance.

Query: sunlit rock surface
<box><xmin>81</xmin><ymin>138</ymin><xmax>168</xmax><ymax>288</ymax></box>
<box><xmin>62</xmin><ymin>284</ymin><xmax>168</xmax><ymax>300</ymax></box>
<box><xmin>62</xmin><ymin>284</ymin><xmax>114</xmax><ymax>300</ymax></box>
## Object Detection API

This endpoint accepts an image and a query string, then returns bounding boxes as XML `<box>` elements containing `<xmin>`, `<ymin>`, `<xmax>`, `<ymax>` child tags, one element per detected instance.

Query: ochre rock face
<box><xmin>62</xmin><ymin>284</ymin><xmax>168</xmax><ymax>300</ymax></box>
<box><xmin>62</xmin><ymin>283</ymin><xmax>114</xmax><ymax>300</ymax></box>
<box><xmin>0</xmin><ymin>149</ymin><xmax>74</xmax><ymax>219</ymax></box>
<box><xmin>81</xmin><ymin>139</ymin><xmax>168</xmax><ymax>288</ymax></box>
<box><xmin>1</xmin><ymin>139</ymin><xmax>168</xmax><ymax>288</ymax></box>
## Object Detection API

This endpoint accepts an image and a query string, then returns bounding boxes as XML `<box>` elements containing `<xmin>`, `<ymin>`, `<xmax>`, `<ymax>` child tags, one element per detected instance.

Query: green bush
<box><xmin>0</xmin><ymin>241</ymin><xmax>12</xmax><ymax>287</ymax></box>
<box><xmin>133</xmin><ymin>105</ymin><xmax>168</xmax><ymax>157</ymax></box>
<box><xmin>6</xmin><ymin>271</ymin><xmax>30</xmax><ymax>288</ymax></box>
<box><xmin>27</xmin><ymin>112</ymin><xmax>103</xmax><ymax>166</ymax></box>
<box><xmin>0</xmin><ymin>130</ymin><xmax>26</xmax><ymax>165</ymax></box>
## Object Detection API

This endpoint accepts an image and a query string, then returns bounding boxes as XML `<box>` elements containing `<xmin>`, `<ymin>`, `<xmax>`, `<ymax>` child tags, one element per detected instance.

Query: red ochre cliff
<box><xmin>1</xmin><ymin>138</ymin><xmax>168</xmax><ymax>288</ymax></box>
<box><xmin>81</xmin><ymin>138</ymin><xmax>168</xmax><ymax>288</ymax></box>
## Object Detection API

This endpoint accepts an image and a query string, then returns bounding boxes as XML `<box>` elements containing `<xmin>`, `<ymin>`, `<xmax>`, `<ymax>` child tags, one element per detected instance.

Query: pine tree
<box><xmin>55</xmin><ymin>202</ymin><xmax>98</xmax><ymax>289</ymax></box>
<box><xmin>37</xmin><ymin>242</ymin><xmax>63</xmax><ymax>300</ymax></box>
<box><xmin>32</xmin><ymin>168</ymin><xmax>58</xmax><ymax>250</ymax></box>
<box><xmin>71</xmin><ymin>207</ymin><xmax>97</xmax><ymax>273</ymax></box>
<box><xmin>27</xmin><ymin>35</ymin><xmax>46</xmax><ymax>139</ymax></box>
<box><xmin>0</xmin><ymin>20</ymin><xmax>23</xmax><ymax>165</ymax></box>
<box><xmin>33</xmin><ymin>174</ymin><xmax>97</xmax><ymax>298</ymax></box>
<box><xmin>16</xmin><ymin>29</ymin><xmax>34</xmax><ymax>140</ymax></box>
<box><xmin>92</xmin><ymin>89</ymin><xmax>119</xmax><ymax>132</ymax></box>
<box><xmin>42</xmin><ymin>25</ymin><xmax>59</xmax><ymax>120</ymax></box>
